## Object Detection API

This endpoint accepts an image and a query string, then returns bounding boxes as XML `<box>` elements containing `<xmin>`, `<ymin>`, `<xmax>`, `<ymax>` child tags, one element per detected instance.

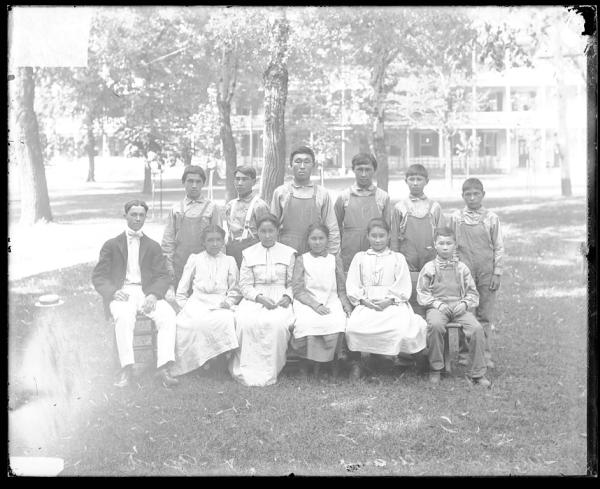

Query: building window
<box><xmin>414</xmin><ymin>131</ymin><xmax>438</xmax><ymax>157</ymax></box>
<box><xmin>478</xmin><ymin>131</ymin><xmax>498</xmax><ymax>157</ymax></box>
<box><xmin>511</xmin><ymin>90</ymin><xmax>537</xmax><ymax>111</ymax></box>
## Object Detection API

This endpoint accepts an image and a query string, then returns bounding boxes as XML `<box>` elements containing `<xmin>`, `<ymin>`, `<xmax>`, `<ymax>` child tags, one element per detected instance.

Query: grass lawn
<box><xmin>8</xmin><ymin>196</ymin><xmax>589</xmax><ymax>476</ymax></box>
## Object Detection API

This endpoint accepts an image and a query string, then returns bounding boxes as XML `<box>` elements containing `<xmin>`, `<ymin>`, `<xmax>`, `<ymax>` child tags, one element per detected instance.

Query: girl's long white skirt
<box><xmin>345</xmin><ymin>303</ymin><xmax>426</xmax><ymax>356</ymax></box>
<box><xmin>171</xmin><ymin>296</ymin><xmax>238</xmax><ymax>376</ymax></box>
<box><xmin>230</xmin><ymin>293</ymin><xmax>294</xmax><ymax>386</ymax></box>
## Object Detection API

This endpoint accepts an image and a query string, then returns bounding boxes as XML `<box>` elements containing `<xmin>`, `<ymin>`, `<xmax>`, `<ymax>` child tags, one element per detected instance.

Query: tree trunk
<box><xmin>554</xmin><ymin>26</ymin><xmax>572</xmax><ymax>196</ymax></box>
<box><xmin>372</xmin><ymin>115</ymin><xmax>388</xmax><ymax>191</ymax></box>
<box><xmin>15</xmin><ymin>67</ymin><xmax>53</xmax><ymax>224</ymax></box>
<box><xmin>371</xmin><ymin>61</ymin><xmax>389</xmax><ymax>191</ymax></box>
<box><xmin>85</xmin><ymin>110</ymin><xmax>95</xmax><ymax>182</ymax></box>
<box><xmin>260</xmin><ymin>15</ymin><xmax>289</xmax><ymax>204</ymax></box>
<box><xmin>441</xmin><ymin>129</ymin><xmax>452</xmax><ymax>186</ymax></box>
<box><xmin>218</xmin><ymin>99</ymin><xmax>237</xmax><ymax>202</ymax></box>
<box><xmin>217</xmin><ymin>44</ymin><xmax>239</xmax><ymax>203</ymax></box>
<box><xmin>142</xmin><ymin>163</ymin><xmax>152</xmax><ymax>194</ymax></box>
<box><xmin>181</xmin><ymin>138</ymin><xmax>192</xmax><ymax>166</ymax></box>
<box><xmin>447</xmin><ymin>134</ymin><xmax>453</xmax><ymax>186</ymax></box>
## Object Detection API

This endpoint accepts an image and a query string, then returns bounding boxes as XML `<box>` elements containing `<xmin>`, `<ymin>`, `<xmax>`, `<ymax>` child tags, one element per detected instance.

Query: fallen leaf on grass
<box><xmin>374</xmin><ymin>459</ymin><xmax>386</xmax><ymax>467</ymax></box>
<box><xmin>163</xmin><ymin>460</ymin><xmax>184</xmax><ymax>472</ymax></box>
<box><xmin>245</xmin><ymin>399</ymin><xmax>251</xmax><ymax>409</ymax></box>
<box><xmin>179</xmin><ymin>454</ymin><xmax>197</xmax><ymax>465</ymax></box>
<box><xmin>342</xmin><ymin>462</ymin><xmax>362</xmax><ymax>472</ymax></box>
<box><xmin>337</xmin><ymin>433</ymin><xmax>358</xmax><ymax>444</ymax></box>
<box><xmin>396</xmin><ymin>455</ymin><xmax>414</xmax><ymax>466</ymax></box>
<box><xmin>439</xmin><ymin>424</ymin><xmax>458</xmax><ymax>433</ymax></box>
<box><xmin>488</xmin><ymin>409</ymin><xmax>498</xmax><ymax>413</ymax></box>
<box><xmin>544</xmin><ymin>460</ymin><xmax>557</xmax><ymax>465</ymax></box>
<box><xmin>460</xmin><ymin>412</ymin><xmax>469</xmax><ymax>417</ymax></box>
<box><xmin>440</xmin><ymin>416</ymin><xmax>452</xmax><ymax>424</ymax></box>
<box><xmin>579</xmin><ymin>433</ymin><xmax>587</xmax><ymax>438</ymax></box>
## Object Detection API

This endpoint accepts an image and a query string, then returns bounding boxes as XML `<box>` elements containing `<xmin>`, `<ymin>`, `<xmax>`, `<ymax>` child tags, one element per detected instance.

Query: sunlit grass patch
<box><xmin>531</xmin><ymin>287</ymin><xmax>586</xmax><ymax>299</ymax></box>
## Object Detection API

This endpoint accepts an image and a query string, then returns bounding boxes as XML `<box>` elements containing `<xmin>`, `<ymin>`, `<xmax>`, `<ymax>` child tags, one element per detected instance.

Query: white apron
<box><xmin>292</xmin><ymin>253</ymin><xmax>346</xmax><ymax>339</ymax></box>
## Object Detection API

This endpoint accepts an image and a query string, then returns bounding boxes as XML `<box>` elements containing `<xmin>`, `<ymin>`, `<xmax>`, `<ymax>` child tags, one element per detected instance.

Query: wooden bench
<box><xmin>443</xmin><ymin>322</ymin><xmax>462</xmax><ymax>373</ymax></box>
<box><xmin>109</xmin><ymin>314</ymin><xmax>157</xmax><ymax>369</ymax></box>
<box><xmin>132</xmin><ymin>314</ymin><xmax>158</xmax><ymax>367</ymax></box>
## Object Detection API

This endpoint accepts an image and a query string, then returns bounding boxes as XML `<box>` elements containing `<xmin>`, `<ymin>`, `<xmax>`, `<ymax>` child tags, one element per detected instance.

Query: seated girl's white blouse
<box><xmin>239</xmin><ymin>242</ymin><xmax>296</xmax><ymax>301</ymax></box>
<box><xmin>345</xmin><ymin>249</ymin><xmax>412</xmax><ymax>305</ymax></box>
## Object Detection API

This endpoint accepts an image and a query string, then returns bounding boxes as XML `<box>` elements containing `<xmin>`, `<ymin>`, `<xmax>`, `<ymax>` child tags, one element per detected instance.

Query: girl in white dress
<box><xmin>345</xmin><ymin>218</ymin><xmax>427</xmax><ymax>380</ymax></box>
<box><xmin>291</xmin><ymin>223</ymin><xmax>353</xmax><ymax>380</ymax></box>
<box><xmin>171</xmin><ymin>225</ymin><xmax>240</xmax><ymax>378</ymax></box>
<box><xmin>230</xmin><ymin>214</ymin><xmax>297</xmax><ymax>386</ymax></box>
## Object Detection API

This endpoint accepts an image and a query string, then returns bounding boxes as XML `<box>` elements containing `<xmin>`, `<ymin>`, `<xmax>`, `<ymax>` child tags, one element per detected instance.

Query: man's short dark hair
<box><xmin>351</xmin><ymin>153</ymin><xmax>378</xmax><ymax>171</ymax></box>
<box><xmin>181</xmin><ymin>165</ymin><xmax>206</xmax><ymax>184</ymax></box>
<box><xmin>124</xmin><ymin>199</ymin><xmax>149</xmax><ymax>214</ymax></box>
<box><xmin>289</xmin><ymin>146</ymin><xmax>315</xmax><ymax>166</ymax></box>
<box><xmin>462</xmin><ymin>177</ymin><xmax>484</xmax><ymax>192</ymax></box>
<box><xmin>405</xmin><ymin>164</ymin><xmax>429</xmax><ymax>179</ymax></box>
<box><xmin>235</xmin><ymin>165</ymin><xmax>257</xmax><ymax>181</ymax></box>
<box><xmin>434</xmin><ymin>226</ymin><xmax>456</xmax><ymax>242</ymax></box>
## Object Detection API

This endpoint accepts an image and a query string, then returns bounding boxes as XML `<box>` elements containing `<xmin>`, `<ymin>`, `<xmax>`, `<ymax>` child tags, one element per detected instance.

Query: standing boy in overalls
<box><xmin>448</xmin><ymin>178</ymin><xmax>504</xmax><ymax>369</ymax></box>
<box><xmin>224</xmin><ymin>165</ymin><xmax>270</xmax><ymax>268</ymax></box>
<box><xmin>161</xmin><ymin>166</ymin><xmax>221</xmax><ymax>303</ymax></box>
<box><xmin>334</xmin><ymin>153</ymin><xmax>391</xmax><ymax>272</ymax></box>
<box><xmin>270</xmin><ymin>146</ymin><xmax>340</xmax><ymax>255</ymax></box>
<box><xmin>390</xmin><ymin>164</ymin><xmax>444</xmax><ymax>317</ymax></box>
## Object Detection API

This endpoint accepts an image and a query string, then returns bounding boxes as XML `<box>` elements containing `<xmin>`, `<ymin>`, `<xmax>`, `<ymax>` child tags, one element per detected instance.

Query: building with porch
<box><xmin>229</xmin><ymin>61</ymin><xmax>586</xmax><ymax>177</ymax></box>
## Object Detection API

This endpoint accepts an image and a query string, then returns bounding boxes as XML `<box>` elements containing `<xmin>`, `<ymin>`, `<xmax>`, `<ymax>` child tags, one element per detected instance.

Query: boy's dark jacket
<box><xmin>92</xmin><ymin>232</ymin><xmax>170</xmax><ymax>317</ymax></box>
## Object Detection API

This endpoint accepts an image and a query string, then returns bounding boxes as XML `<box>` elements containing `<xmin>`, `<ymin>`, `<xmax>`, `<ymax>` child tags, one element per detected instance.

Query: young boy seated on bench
<box><xmin>416</xmin><ymin>227</ymin><xmax>490</xmax><ymax>387</ymax></box>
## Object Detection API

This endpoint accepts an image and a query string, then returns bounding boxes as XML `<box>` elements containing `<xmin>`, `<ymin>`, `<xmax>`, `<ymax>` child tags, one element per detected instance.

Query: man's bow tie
<box><xmin>126</xmin><ymin>230</ymin><xmax>143</xmax><ymax>239</ymax></box>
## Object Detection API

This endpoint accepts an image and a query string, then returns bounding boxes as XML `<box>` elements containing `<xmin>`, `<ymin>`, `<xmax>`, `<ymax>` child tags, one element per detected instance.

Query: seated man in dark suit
<box><xmin>92</xmin><ymin>199</ymin><xmax>179</xmax><ymax>388</ymax></box>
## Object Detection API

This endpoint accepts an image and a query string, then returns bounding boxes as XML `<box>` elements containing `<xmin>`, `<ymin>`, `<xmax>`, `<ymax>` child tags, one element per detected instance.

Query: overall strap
<box><xmin>224</xmin><ymin>199</ymin><xmax>237</xmax><ymax>243</ymax></box>
<box><xmin>242</xmin><ymin>194</ymin><xmax>261</xmax><ymax>240</ymax></box>
<box><xmin>279</xmin><ymin>183</ymin><xmax>294</xmax><ymax>230</ymax></box>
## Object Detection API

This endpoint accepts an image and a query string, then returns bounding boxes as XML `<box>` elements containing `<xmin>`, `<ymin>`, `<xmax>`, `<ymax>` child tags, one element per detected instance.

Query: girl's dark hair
<box><xmin>366</xmin><ymin>217</ymin><xmax>390</xmax><ymax>234</ymax></box>
<box><xmin>306</xmin><ymin>222</ymin><xmax>330</xmax><ymax>239</ymax></box>
<box><xmin>256</xmin><ymin>213</ymin><xmax>280</xmax><ymax>230</ymax></box>
<box><xmin>201</xmin><ymin>224</ymin><xmax>226</xmax><ymax>241</ymax></box>
<box><xmin>124</xmin><ymin>199</ymin><xmax>149</xmax><ymax>214</ymax></box>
